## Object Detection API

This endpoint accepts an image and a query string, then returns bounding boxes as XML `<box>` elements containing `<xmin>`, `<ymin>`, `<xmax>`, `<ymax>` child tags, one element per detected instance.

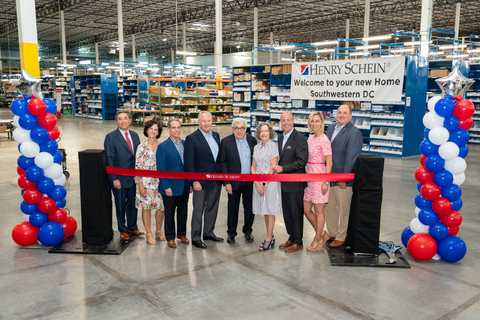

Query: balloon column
<box><xmin>11</xmin><ymin>70</ymin><xmax>77</xmax><ymax>247</ymax></box>
<box><xmin>403</xmin><ymin>68</ymin><xmax>474</xmax><ymax>263</ymax></box>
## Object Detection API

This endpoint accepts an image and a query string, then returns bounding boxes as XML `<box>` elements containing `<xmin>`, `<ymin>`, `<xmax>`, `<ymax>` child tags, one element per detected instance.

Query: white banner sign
<box><xmin>291</xmin><ymin>56</ymin><xmax>405</xmax><ymax>102</ymax></box>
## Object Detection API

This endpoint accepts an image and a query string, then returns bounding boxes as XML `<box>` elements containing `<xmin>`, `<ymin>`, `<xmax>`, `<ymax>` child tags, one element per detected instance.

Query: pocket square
<box><xmin>287</xmin><ymin>146</ymin><xmax>292</xmax><ymax>149</ymax></box>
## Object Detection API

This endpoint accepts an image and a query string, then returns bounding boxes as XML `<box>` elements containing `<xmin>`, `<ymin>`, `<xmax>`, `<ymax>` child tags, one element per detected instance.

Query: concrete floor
<box><xmin>0</xmin><ymin>110</ymin><xmax>480</xmax><ymax>320</ymax></box>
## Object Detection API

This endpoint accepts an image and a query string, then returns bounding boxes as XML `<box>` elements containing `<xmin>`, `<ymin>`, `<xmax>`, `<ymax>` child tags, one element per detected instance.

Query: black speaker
<box><xmin>345</xmin><ymin>154</ymin><xmax>385</xmax><ymax>254</ymax></box>
<box><xmin>78</xmin><ymin>149</ymin><xmax>113</xmax><ymax>244</ymax></box>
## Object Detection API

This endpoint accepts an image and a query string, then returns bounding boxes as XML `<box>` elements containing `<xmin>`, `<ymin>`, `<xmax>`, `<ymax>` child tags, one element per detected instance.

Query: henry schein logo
<box><xmin>300</xmin><ymin>64</ymin><xmax>309</xmax><ymax>75</ymax></box>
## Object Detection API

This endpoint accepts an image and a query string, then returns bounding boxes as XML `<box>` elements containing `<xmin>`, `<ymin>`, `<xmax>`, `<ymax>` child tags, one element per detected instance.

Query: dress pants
<box><xmin>191</xmin><ymin>181</ymin><xmax>221</xmax><ymax>241</ymax></box>
<box><xmin>324</xmin><ymin>186</ymin><xmax>353</xmax><ymax>242</ymax></box>
<box><xmin>281</xmin><ymin>190</ymin><xmax>304</xmax><ymax>246</ymax></box>
<box><xmin>163</xmin><ymin>189</ymin><xmax>189</xmax><ymax>241</ymax></box>
<box><xmin>111</xmin><ymin>184</ymin><xmax>138</xmax><ymax>233</ymax></box>
<box><xmin>227</xmin><ymin>182</ymin><xmax>254</xmax><ymax>237</ymax></box>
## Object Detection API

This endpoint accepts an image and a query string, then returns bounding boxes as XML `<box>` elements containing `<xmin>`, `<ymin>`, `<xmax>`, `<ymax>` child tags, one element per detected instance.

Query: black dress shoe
<box><xmin>192</xmin><ymin>240</ymin><xmax>207</xmax><ymax>249</ymax></box>
<box><xmin>203</xmin><ymin>235</ymin><xmax>224</xmax><ymax>242</ymax></box>
<box><xmin>244</xmin><ymin>233</ymin><xmax>254</xmax><ymax>242</ymax></box>
<box><xmin>227</xmin><ymin>235</ymin><xmax>235</xmax><ymax>244</ymax></box>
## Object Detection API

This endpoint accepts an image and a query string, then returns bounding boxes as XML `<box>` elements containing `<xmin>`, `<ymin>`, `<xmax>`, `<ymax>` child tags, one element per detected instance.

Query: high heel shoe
<box><xmin>259</xmin><ymin>238</ymin><xmax>274</xmax><ymax>251</ymax></box>
<box><xmin>307</xmin><ymin>237</ymin><xmax>324</xmax><ymax>252</ymax></box>
<box><xmin>271</xmin><ymin>235</ymin><xmax>275</xmax><ymax>247</ymax></box>
<box><xmin>146</xmin><ymin>233</ymin><xmax>157</xmax><ymax>245</ymax></box>
<box><xmin>156</xmin><ymin>230</ymin><xmax>166</xmax><ymax>241</ymax></box>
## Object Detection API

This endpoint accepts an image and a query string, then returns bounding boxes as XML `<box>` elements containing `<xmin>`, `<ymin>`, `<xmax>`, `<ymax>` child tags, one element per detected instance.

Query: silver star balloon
<box><xmin>14</xmin><ymin>69</ymin><xmax>43</xmax><ymax>99</ymax></box>
<box><xmin>435</xmin><ymin>67</ymin><xmax>475</xmax><ymax>98</ymax></box>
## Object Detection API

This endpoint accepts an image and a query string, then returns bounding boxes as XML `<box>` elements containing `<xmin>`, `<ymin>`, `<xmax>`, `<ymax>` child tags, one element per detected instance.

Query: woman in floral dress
<box><xmin>135</xmin><ymin>120</ymin><xmax>165</xmax><ymax>245</ymax></box>
<box><xmin>303</xmin><ymin>111</ymin><xmax>332</xmax><ymax>252</ymax></box>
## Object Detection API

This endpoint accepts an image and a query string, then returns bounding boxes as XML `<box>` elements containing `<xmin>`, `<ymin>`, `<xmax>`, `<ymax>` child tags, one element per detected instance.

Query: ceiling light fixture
<box><xmin>362</xmin><ymin>35</ymin><xmax>392</xmax><ymax>41</ymax></box>
<box><xmin>311</xmin><ymin>40</ymin><xmax>338</xmax><ymax>46</ymax></box>
<box><xmin>316</xmin><ymin>48</ymin><xmax>335</xmax><ymax>53</ymax></box>
<box><xmin>176</xmin><ymin>51</ymin><xmax>197</xmax><ymax>55</ymax></box>
<box><xmin>356</xmin><ymin>45</ymin><xmax>380</xmax><ymax>50</ymax></box>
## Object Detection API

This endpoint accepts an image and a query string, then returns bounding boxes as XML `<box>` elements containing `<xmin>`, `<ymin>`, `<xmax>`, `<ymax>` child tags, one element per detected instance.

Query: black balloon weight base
<box><xmin>327</xmin><ymin>241</ymin><xmax>410</xmax><ymax>268</ymax></box>
<box><xmin>48</xmin><ymin>231</ymin><xmax>139</xmax><ymax>255</ymax></box>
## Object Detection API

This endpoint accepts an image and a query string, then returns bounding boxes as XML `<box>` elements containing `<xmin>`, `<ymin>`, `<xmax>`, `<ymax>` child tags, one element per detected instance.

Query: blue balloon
<box><xmin>418</xmin><ymin>208</ymin><xmax>438</xmax><ymax>226</ymax></box>
<box><xmin>36</xmin><ymin>177</ymin><xmax>55</xmax><ymax>194</ymax></box>
<box><xmin>47</xmin><ymin>185</ymin><xmax>67</xmax><ymax>201</ymax></box>
<box><xmin>19</xmin><ymin>113</ymin><xmax>38</xmax><ymax>130</ymax></box>
<box><xmin>424</xmin><ymin>128</ymin><xmax>430</xmax><ymax>139</ymax></box>
<box><xmin>446</xmin><ymin>94</ymin><xmax>453</xmax><ymax>100</ymax></box>
<box><xmin>21</xmin><ymin>189</ymin><xmax>25</xmax><ymax>196</ymax></box>
<box><xmin>401</xmin><ymin>226</ymin><xmax>415</xmax><ymax>248</ymax></box>
<box><xmin>44</xmin><ymin>99</ymin><xmax>57</xmax><ymax>114</ymax></box>
<box><xmin>433</xmin><ymin>170</ymin><xmax>454</xmax><ymax>188</ymax></box>
<box><xmin>10</xmin><ymin>99</ymin><xmax>29</xmax><ymax>116</ymax></box>
<box><xmin>435</xmin><ymin>98</ymin><xmax>455</xmax><ymax>117</ymax></box>
<box><xmin>55</xmin><ymin>199</ymin><xmax>67</xmax><ymax>208</ymax></box>
<box><xmin>30</xmin><ymin>126</ymin><xmax>50</xmax><ymax>144</ymax></box>
<box><xmin>444</xmin><ymin>116</ymin><xmax>460</xmax><ymax>131</ymax></box>
<box><xmin>53</xmin><ymin>150</ymin><xmax>63</xmax><ymax>164</ymax></box>
<box><xmin>424</xmin><ymin>154</ymin><xmax>445</xmax><ymax>173</ymax></box>
<box><xmin>21</xmin><ymin>201</ymin><xmax>38</xmax><ymax>214</ymax></box>
<box><xmin>437</xmin><ymin>235</ymin><xmax>467</xmax><ymax>263</ymax></box>
<box><xmin>420</xmin><ymin>139</ymin><xmax>439</xmax><ymax>156</ymax></box>
<box><xmin>29</xmin><ymin>211</ymin><xmax>48</xmax><ymax>227</ymax></box>
<box><xmin>25</xmin><ymin>165</ymin><xmax>45</xmax><ymax>183</ymax></box>
<box><xmin>417</xmin><ymin>182</ymin><xmax>423</xmax><ymax>192</ymax></box>
<box><xmin>458</xmin><ymin>145</ymin><xmax>468</xmax><ymax>158</ymax></box>
<box><xmin>39</xmin><ymin>139</ymin><xmax>58</xmax><ymax>155</ymax></box>
<box><xmin>17</xmin><ymin>155</ymin><xmax>35</xmax><ymax>170</ymax></box>
<box><xmin>18</xmin><ymin>144</ymin><xmax>22</xmax><ymax>153</ymax></box>
<box><xmin>441</xmin><ymin>184</ymin><xmax>462</xmax><ymax>201</ymax></box>
<box><xmin>451</xmin><ymin>198</ymin><xmax>463</xmax><ymax>211</ymax></box>
<box><xmin>23</xmin><ymin>94</ymin><xmax>31</xmax><ymax>100</ymax></box>
<box><xmin>37</xmin><ymin>221</ymin><xmax>65</xmax><ymax>246</ymax></box>
<box><xmin>429</xmin><ymin>222</ymin><xmax>449</xmax><ymax>241</ymax></box>
<box><xmin>415</xmin><ymin>193</ymin><xmax>433</xmax><ymax>209</ymax></box>
<box><xmin>449</xmin><ymin>128</ymin><xmax>470</xmax><ymax>147</ymax></box>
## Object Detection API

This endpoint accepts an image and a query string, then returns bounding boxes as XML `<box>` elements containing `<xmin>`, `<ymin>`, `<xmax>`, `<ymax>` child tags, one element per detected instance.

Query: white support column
<box><xmin>0</xmin><ymin>47</ymin><xmax>2</xmax><ymax>71</ymax></box>
<box><xmin>60</xmin><ymin>10</ymin><xmax>67</xmax><ymax>64</ymax></box>
<box><xmin>253</xmin><ymin>2</ymin><xmax>258</xmax><ymax>65</ymax></box>
<box><xmin>95</xmin><ymin>43</ymin><xmax>99</xmax><ymax>64</ymax></box>
<box><xmin>270</xmin><ymin>31</ymin><xmax>273</xmax><ymax>64</ymax></box>
<box><xmin>215</xmin><ymin>0</ymin><xmax>223</xmax><ymax>77</ymax></box>
<box><xmin>419</xmin><ymin>0</ymin><xmax>433</xmax><ymax>57</ymax></box>
<box><xmin>346</xmin><ymin>18</ymin><xmax>350</xmax><ymax>48</ymax></box>
<box><xmin>117</xmin><ymin>0</ymin><xmax>124</xmax><ymax>62</ymax></box>
<box><xmin>132</xmin><ymin>34</ymin><xmax>136</xmax><ymax>62</ymax></box>
<box><xmin>454</xmin><ymin>2</ymin><xmax>461</xmax><ymax>41</ymax></box>
<box><xmin>182</xmin><ymin>21</ymin><xmax>187</xmax><ymax>64</ymax></box>
<box><xmin>171</xmin><ymin>48</ymin><xmax>174</xmax><ymax>65</ymax></box>
<box><xmin>16</xmin><ymin>0</ymin><xmax>40</xmax><ymax>77</ymax></box>
<box><xmin>364</xmin><ymin>0</ymin><xmax>370</xmax><ymax>54</ymax></box>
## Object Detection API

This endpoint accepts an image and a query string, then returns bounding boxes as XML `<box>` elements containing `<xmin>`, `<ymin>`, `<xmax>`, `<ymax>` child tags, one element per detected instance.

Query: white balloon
<box><xmin>34</xmin><ymin>152</ymin><xmax>54</xmax><ymax>169</ymax></box>
<box><xmin>13</xmin><ymin>127</ymin><xmax>32</xmax><ymax>144</ymax></box>
<box><xmin>415</xmin><ymin>207</ymin><xmax>421</xmax><ymax>216</ymax></box>
<box><xmin>423</xmin><ymin>112</ymin><xmax>445</xmax><ymax>129</ymax></box>
<box><xmin>428</xmin><ymin>96</ymin><xmax>441</xmax><ymax>112</ymax></box>
<box><xmin>13</xmin><ymin>115</ymin><xmax>20</xmax><ymax>128</ymax></box>
<box><xmin>453</xmin><ymin>173</ymin><xmax>466</xmax><ymax>186</ymax></box>
<box><xmin>53</xmin><ymin>174</ymin><xmax>66</xmax><ymax>186</ymax></box>
<box><xmin>429</xmin><ymin>127</ymin><xmax>449</xmax><ymax>145</ymax></box>
<box><xmin>20</xmin><ymin>141</ymin><xmax>40</xmax><ymax>158</ymax></box>
<box><xmin>44</xmin><ymin>163</ymin><xmax>63</xmax><ymax>180</ymax></box>
<box><xmin>438</xmin><ymin>142</ymin><xmax>460</xmax><ymax>161</ymax></box>
<box><xmin>444</xmin><ymin>157</ymin><xmax>467</xmax><ymax>175</ymax></box>
<box><xmin>432</xmin><ymin>253</ymin><xmax>441</xmax><ymax>260</ymax></box>
<box><xmin>410</xmin><ymin>217</ymin><xmax>430</xmax><ymax>234</ymax></box>
<box><xmin>23</xmin><ymin>214</ymin><xmax>30</xmax><ymax>222</ymax></box>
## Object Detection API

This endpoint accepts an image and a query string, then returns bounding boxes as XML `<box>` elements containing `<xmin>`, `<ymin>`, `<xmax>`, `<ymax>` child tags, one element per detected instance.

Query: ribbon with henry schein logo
<box><xmin>106</xmin><ymin>167</ymin><xmax>354</xmax><ymax>182</ymax></box>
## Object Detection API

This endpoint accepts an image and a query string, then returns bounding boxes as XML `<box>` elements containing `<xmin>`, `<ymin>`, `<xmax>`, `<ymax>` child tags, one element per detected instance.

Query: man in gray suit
<box><xmin>325</xmin><ymin>104</ymin><xmax>363</xmax><ymax>248</ymax></box>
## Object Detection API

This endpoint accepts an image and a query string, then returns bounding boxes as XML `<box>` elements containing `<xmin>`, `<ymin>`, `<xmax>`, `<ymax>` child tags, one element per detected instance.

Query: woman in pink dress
<box><xmin>303</xmin><ymin>111</ymin><xmax>332</xmax><ymax>252</ymax></box>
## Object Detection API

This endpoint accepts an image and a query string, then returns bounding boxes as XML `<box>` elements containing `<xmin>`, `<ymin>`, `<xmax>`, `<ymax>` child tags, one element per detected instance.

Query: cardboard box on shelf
<box><xmin>271</xmin><ymin>66</ymin><xmax>283</xmax><ymax>75</ymax></box>
<box><xmin>265</xmin><ymin>66</ymin><xmax>271</xmax><ymax>72</ymax></box>
<box><xmin>145</xmin><ymin>115</ymin><xmax>155</xmax><ymax>122</ymax></box>
<box><xmin>244</xmin><ymin>73</ymin><xmax>251</xmax><ymax>81</ymax></box>
<box><xmin>161</xmin><ymin>97</ymin><xmax>177</xmax><ymax>105</ymax></box>
<box><xmin>206</xmin><ymin>85</ymin><xmax>219</xmax><ymax>90</ymax></box>
<box><xmin>238</xmin><ymin>74</ymin><xmax>245</xmax><ymax>81</ymax></box>
<box><xmin>283</xmin><ymin>64</ymin><xmax>292</xmax><ymax>74</ymax></box>
<box><xmin>161</xmin><ymin>87</ymin><xmax>180</xmax><ymax>96</ymax></box>
<box><xmin>233</xmin><ymin>76</ymin><xmax>239</xmax><ymax>81</ymax></box>
<box><xmin>251</xmin><ymin>74</ymin><xmax>265</xmax><ymax>80</ymax></box>
<box><xmin>344</xmin><ymin>101</ymin><xmax>362</xmax><ymax>110</ymax></box>
<box><xmin>161</xmin><ymin>107</ymin><xmax>174</xmax><ymax>113</ymax></box>
<box><xmin>428</xmin><ymin>69</ymin><xmax>450</xmax><ymax>78</ymax></box>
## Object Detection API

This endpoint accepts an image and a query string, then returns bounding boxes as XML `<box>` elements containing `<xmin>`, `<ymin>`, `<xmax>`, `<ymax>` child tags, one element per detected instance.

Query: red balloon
<box><xmin>415</xmin><ymin>166</ymin><xmax>434</xmax><ymax>184</ymax></box>
<box><xmin>48</xmin><ymin>208</ymin><xmax>67</xmax><ymax>223</ymax></box>
<box><xmin>12</xmin><ymin>221</ymin><xmax>39</xmax><ymax>246</ymax></box>
<box><xmin>61</xmin><ymin>215</ymin><xmax>77</xmax><ymax>238</ymax></box>
<box><xmin>420</xmin><ymin>181</ymin><xmax>441</xmax><ymax>200</ymax></box>
<box><xmin>38</xmin><ymin>197</ymin><xmax>56</xmax><ymax>214</ymax></box>
<box><xmin>441</xmin><ymin>210</ymin><xmax>463</xmax><ymax>228</ymax></box>
<box><xmin>453</xmin><ymin>95</ymin><xmax>463</xmax><ymax>102</ymax></box>
<box><xmin>407</xmin><ymin>233</ymin><xmax>437</xmax><ymax>261</ymax></box>
<box><xmin>27</xmin><ymin>97</ymin><xmax>47</xmax><ymax>116</ymax></box>
<box><xmin>23</xmin><ymin>188</ymin><xmax>43</xmax><ymax>205</ymax></box>
<box><xmin>448</xmin><ymin>226</ymin><xmax>460</xmax><ymax>235</ymax></box>
<box><xmin>432</xmin><ymin>197</ymin><xmax>452</xmax><ymax>215</ymax></box>
<box><xmin>453</xmin><ymin>99</ymin><xmax>475</xmax><ymax>120</ymax></box>
<box><xmin>18</xmin><ymin>175</ymin><xmax>36</xmax><ymax>189</ymax></box>
<box><xmin>48</xmin><ymin>127</ymin><xmax>60</xmax><ymax>140</ymax></box>
<box><xmin>458</xmin><ymin>118</ymin><xmax>473</xmax><ymax>130</ymax></box>
<box><xmin>420</xmin><ymin>155</ymin><xmax>427</xmax><ymax>166</ymax></box>
<box><xmin>37</xmin><ymin>113</ymin><xmax>57</xmax><ymax>131</ymax></box>
<box><xmin>17</xmin><ymin>166</ymin><xmax>26</xmax><ymax>176</ymax></box>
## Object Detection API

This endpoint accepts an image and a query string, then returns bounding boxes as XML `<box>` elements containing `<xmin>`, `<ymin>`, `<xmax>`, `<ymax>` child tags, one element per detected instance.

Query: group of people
<box><xmin>104</xmin><ymin>105</ymin><xmax>363</xmax><ymax>252</ymax></box>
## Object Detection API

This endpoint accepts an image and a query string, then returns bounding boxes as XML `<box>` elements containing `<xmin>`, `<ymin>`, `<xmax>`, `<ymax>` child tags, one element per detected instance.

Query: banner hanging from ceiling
<box><xmin>291</xmin><ymin>56</ymin><xmax>406</xmax><ymax>102</ymax></box>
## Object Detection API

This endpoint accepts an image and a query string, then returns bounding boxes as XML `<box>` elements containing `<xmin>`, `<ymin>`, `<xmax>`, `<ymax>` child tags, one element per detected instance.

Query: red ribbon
<box><xmin>106</xmin><ymin>167</ymin><xmax>354</xmax><ymax>182</ymax></box>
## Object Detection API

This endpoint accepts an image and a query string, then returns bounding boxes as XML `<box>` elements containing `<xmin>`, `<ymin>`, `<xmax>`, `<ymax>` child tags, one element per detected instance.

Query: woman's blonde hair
<box><xmin>307</xmin><ymin>111</ymin><xmax>325</xmax><ymax>133</ymax></box>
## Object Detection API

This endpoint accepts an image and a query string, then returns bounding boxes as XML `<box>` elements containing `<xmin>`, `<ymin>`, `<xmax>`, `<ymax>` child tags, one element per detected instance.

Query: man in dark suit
<box><xmin>104</xmin><ymin>111</ymin><xmax>144</xmax><ymax>240</ymax></box>
<box><xmin>325</xmin><ymin>104</ymin><xmax>363</xmax><ymax>248</ymax></box>
<box><xmin>185</xmin><ymin>111</ymin><xmax>223</xmax><ymax>249</ymax></box>
<box><xmin>156</xmin><ymin>119</ymin><xmax>190</xmax><ymax>249</ymax></box>
<box><xmin>220</xmin><ymin>118</ymin><xmax>257</xmax><ymax>244</ymax></box>
<box><xmin>273</xmin><ymin>111</ymin><xmax>308</xmax><ymax>253</ymax></box>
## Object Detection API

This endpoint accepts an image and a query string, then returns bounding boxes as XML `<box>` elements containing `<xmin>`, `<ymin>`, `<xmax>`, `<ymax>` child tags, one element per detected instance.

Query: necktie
<box><xmin>125</xmin><ymin>132</ymin><xmax>133</xmax><ymax>154</ymax></box>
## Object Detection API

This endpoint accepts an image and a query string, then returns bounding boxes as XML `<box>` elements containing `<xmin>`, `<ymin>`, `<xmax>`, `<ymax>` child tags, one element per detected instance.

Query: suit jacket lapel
<box><xmin>281</xmin><ymin>129</ymin><xmax>296</xmax><ymax>157</ymax></box>
<box><xmin>116</xmin><ymin>129</ymin><xmax>132</xmax><ymax>154</ymax></box>
<box><xmin>197</xmin><ymin>129</ymin><xmax>214</xmax><ymax>161</ymax></box>
<box><xmin>331</xmin><ymin>123</ymin><xmax>351</xmax><ymax>146</ymax></box>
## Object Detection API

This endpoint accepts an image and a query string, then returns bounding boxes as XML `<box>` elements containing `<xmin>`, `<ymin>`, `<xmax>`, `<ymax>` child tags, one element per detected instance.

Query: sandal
<box><xmin>259</xmin><ymin>238</ymin><xmax>274</xmax><ymax>251</ymax></box>
<box><xmin>307</xmin><ymin>237</ymin><xmax>324</xmax><ymax>252</ymax></box>
<box><xmin>156</xmin><ymin>230</ymin><xmax>166</xmax><ymax>241</ymax></box>
<box><xmin>146</xmin><ymin>233</ymin><xmax>157</xmax><ymax>245</ymax></box>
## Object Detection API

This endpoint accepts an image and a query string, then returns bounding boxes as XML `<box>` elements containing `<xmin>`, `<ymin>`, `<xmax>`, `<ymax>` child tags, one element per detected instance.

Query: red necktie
<box><xmin>125</xmin><ymin>132</ymin><xmax>133</xmax><ymax>154</ymax></box>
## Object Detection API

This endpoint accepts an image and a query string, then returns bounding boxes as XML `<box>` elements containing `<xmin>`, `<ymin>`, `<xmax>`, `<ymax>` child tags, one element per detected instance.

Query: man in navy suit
<box><xmin>185</xmin><ymin>111</ymin><xmax>223</xmax><ymax>249</ymax></box>
<box><xmin>104</xmin><ymin>111</ymin><xmax>144</xmax><ymax>240</ymax></box>
<box><xmin>220</xmin><ymin>118</ymin><xmax>257</xmax><ymax>244</ymax></box>
<box><xmin>156</xmin><ymin>119</ymin><xmax>191</xmax><ymax>249</ymax></box>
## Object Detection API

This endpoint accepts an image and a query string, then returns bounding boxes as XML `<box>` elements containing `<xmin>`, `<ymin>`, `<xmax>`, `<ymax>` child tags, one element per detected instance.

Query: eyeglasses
<box><xmin>233</xmin><ymin>127</ymin><xmax>246</xmax><ymax>131</ymax></box>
